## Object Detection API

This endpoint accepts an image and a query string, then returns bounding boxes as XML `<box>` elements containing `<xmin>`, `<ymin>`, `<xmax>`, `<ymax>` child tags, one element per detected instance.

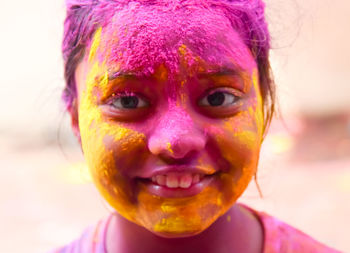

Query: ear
<box><xmin>69</xmin><ymin>99</ymin><xmax>81</xmax><ymax>145</ymax></box>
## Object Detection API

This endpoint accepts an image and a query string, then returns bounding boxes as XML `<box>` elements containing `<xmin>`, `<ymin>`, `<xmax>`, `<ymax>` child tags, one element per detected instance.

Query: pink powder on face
<box><xmin>148</xmin><ymin>99</ymin><xmax>206</xmax><ymax>159</ymax></box>
<box><xmin>63</xmin><ymin>0</ymin><xmax>271</xmax><ymax>117</ymax></box>
<box><xmin>95</xmin><ymin>2</ymin><xmax>256</xmax><ymax>80</ymax></box>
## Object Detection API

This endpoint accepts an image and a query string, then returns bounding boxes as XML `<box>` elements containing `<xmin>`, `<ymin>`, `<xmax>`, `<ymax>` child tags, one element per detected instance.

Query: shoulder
<box><xmin>48</xmin><ymin>215</ymin><xmax>112</xmax><ymax>253</ymax></box>
<box><xmin>247</xmin><ymin>207</ymin><xmax>341</xmax><ymax>253</ymax></box>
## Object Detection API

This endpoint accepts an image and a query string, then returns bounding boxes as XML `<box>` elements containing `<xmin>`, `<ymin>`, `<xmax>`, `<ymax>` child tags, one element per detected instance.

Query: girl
<box><xmin>56</xmin><ymin>0</ymin><xmax>339</xmax><ymax>252</ymax></box>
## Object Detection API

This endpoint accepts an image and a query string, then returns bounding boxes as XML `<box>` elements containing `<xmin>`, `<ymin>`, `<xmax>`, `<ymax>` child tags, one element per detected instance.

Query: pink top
<box><xmin>51</xmin><ymin>205</ymin><xmax>340</xmax><ymax>253</ymax></box>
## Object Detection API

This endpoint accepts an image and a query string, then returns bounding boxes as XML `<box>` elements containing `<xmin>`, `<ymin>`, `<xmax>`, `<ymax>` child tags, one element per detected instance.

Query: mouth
<box><xmin>137</xmin><ymin>171</ymin><xmax>218</xmax><ymax>198</ymax></box>
<box><xmin>151</xmin><ymin>172</ymin><xmax>204</xmax><ymax>189</ymax></box>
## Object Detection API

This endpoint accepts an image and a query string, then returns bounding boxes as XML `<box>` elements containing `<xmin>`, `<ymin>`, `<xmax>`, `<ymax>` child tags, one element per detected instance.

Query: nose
<box><xmin>148</xmin><ymin>107</ymin><xmax>206</xmax><ymax>160</ymax></box>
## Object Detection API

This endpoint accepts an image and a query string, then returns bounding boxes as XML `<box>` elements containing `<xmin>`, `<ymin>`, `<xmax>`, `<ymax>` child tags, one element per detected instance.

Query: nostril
<box><xmin>158</xmin><ymin>150</ymin><xmax>200</xmax><ymax>165</ymax></box>
<box><xmin>171</xmin><ymin>136</ymin><xmax>206</xmax><ymax>158</ymax></box>
<box><xmin>148</xmin><ymin>135</ymin><xmax>206</xmax><ymax>161</ymax></box>
<box><xmin>167</xmin><ymin>141</ymin><xmax>199</xmax><ymax>159</ymax></box>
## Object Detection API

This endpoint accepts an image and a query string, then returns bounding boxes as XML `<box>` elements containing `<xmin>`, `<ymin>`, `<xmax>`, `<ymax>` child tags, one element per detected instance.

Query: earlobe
<box><xmin>69</xmin><ymin>99</ymin><xmax>81</xmax><ymax>144</ymax></box>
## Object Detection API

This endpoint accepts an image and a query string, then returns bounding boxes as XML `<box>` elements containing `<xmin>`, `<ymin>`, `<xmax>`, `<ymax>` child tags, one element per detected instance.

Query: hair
<box><xmin>62</xmin><ymin>0</ymin><xmax>275</xmax><ymax>133</ymax></box>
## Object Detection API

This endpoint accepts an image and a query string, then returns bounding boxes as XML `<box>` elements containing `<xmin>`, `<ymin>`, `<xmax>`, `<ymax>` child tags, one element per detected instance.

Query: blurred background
<box><xmin>0</xmin><ymin>0</ymin><xmax>349</xmax><ymax>252</ymax></box>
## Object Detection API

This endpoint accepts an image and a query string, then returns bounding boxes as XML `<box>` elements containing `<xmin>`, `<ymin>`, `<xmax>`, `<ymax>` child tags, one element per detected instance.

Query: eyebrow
<box><xmin>108</xmin><ymin>71</ymin><xmax>135</xmax><ymax>81</ymax></box>
<box><xmin>197</xmin><ymin>67</ymin><xmax>249</xmax><ymax>92</ymax></box>
<box><xmin>105</xmin><ymin>67</ymin><xmax>245</xmax><ymax>84</ymax></box>
<box><xmin>197</xmin><ymin>67</ymin><xmax>243</xmax><ymax>78</ymax></box>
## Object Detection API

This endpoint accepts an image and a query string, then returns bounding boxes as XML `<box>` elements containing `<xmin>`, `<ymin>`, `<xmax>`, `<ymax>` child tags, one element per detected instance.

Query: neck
<box><xmin>106</xmin><ymin>204</ymin><xmax>264</xmax><ymax>253</ymax></box>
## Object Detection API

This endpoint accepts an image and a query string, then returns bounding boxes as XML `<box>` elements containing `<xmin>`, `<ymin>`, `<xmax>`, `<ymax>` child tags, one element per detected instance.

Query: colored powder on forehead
<box><xmin>63</xmin><ymin>0</ymin><xmax>271</xmax><ymax>113</ymax></box>
<box><xmin>94</xmin><ymin>2</ymin><xmax>255</xmax><ymax>78</ymax></box>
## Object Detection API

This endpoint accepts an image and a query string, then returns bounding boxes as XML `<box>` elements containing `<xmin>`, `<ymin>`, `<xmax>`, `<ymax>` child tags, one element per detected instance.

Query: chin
<box><xmin>141</xmin><ymin>210</ymin><xmax>221</xmax><ymax>239</ymax></box>
<box><xmin>133</xmin><ymin>182</ymin><xmax>233</xmax><ymax>239</ymax></box>
<box><xmin>150</xmin><ymin>225</ymin><xmax>205</xmax><ymax>239</ymax></box>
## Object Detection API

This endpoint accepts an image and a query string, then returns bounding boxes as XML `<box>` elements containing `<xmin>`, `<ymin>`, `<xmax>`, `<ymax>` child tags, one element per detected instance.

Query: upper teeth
<box><xmin>151</xmin><ymin>173</ymin><xmax>202</xmax><ymax>189</ymax></box>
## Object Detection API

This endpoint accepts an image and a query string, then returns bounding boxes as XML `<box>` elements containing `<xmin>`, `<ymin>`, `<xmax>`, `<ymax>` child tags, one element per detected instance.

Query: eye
<box><xmin>199</xmin><ymin>90</ymin><xmax>239</xmax><ymax>107</ymax></box>
<box><xmin>111</xmin><ymin>93</ymin><xmax>149</xmax><ymax>109</ymax></box>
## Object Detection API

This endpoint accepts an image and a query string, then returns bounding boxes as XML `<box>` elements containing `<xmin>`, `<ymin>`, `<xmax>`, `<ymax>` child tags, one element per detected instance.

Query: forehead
<box><xmin>90</xmin><ymin>4</ymin><xmax>256</xmax><ymax>77</ymax></box>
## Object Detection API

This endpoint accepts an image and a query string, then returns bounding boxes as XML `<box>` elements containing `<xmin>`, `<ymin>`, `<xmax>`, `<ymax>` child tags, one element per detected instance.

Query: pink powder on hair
<box><xmin>95</xmin><ymin>1</ymin><xmax>260</xmax><ymax>79</ymax></box>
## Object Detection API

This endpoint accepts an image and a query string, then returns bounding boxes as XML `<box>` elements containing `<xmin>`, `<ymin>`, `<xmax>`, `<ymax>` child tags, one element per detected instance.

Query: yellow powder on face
<box><xmin>222</xmin><ymin>118</ymin><xmax>256</xmax><ymax>152</ymax></box>
<box><xmin>134</xmin><ymin>181</ymin><xmax>228</xmax><ymax>235</ymax></box>
<box><xmin>178</xmin><ymin>44</ymin><xmax>192</xmax><ymax>78</ymax></box>
<box><xmin>203</xmin><ymin>68</ymin><xmax>263</xmax><ymax>218</ymax></box>
<box><xmin>252</xmin><ymin>69</ymin><xmax>264</xmax><ymax>136</ymax></box>
<box><xmin>89</xmin><ymin>27</ymin><xmax>102</xmax><ymax>63</ymax></box>
<box><xmin>99</xmin><ymin>70</ymin><xmax>109</xmax><ymax>96</ymax></box>
<box><xmin>178</xmin><ymin>44</ymin><xmax>207</xmax><ymax>78</ymax></box>
<box><xmin>87</xmin><ymin>27</ymin><xmax>120</xmax><ymax>100</ymax></box>
<box><xmin>221</xmin><ymin>68</ymin><xmax>264</xmax><ymax>151</ymax></box>
<box><xmin>178</xmin><ymin>44</ymin><xmax>188</xmax><ymax>58</ymax></box>
<box><xmin>154</xmin><ymin>216</ymin><xmax>202</xmax><ymax>234</ymax></box>
<box><xmin>79</xmin><ymin>85</ymin><xmax>144</xmax><ymax>221</ymax></box>
<box><xmin>237</xmin><ymin>130</ymin><xmax>257</xmax><ymax>151</ymax></box>
<box><xmin>79</xmin><ymin>94</ymin><xmax>145</xmax><ymax>220</ymax></box>
<box><xmin>152</xmin><ymin>189</ymin><xmax>224</xmax><ymax>234</ymax></box>
<box><xmin>166</xmin><ymin>142</ymin><xmax>174</xmax><ymax>154</ymax></box>
<box><xmin>161</xmin><ymin>203</ymin><xmax>178</xmax><ymax>213</ymax></box>
<box><xmin>79</xmin><ymin>27</ymin><xmax>265</xmax><ymax>237</ymax></box>
<box><xmin>78</xmin><ymin>29</ymin><xmax>148</xmax><ymax>222</ymax></box>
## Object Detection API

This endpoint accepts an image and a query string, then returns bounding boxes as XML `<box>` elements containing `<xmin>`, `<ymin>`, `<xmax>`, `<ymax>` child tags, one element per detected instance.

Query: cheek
<box><xmin>215</xmin><ymin>74</ymin><xmax>264</xmax><ymax>171</ymax></box>
<box><xmin>209</xmin><ymin>110</ymin><xmax>263</xmax><ymax>168</ymax></box>
<box><xmin>78</xmin><ymin>82</ymin><xmax>147</xmax><ymax>221</ymax></box>
<box><xmin>205</xmin><ymin>105</ymin><xmax>264</xmax><ymax>198</ymax></box>
<box><xmin>103</xmin><ymin>130</ymin><xmax>148</xmax><ymax>176</ymax></box>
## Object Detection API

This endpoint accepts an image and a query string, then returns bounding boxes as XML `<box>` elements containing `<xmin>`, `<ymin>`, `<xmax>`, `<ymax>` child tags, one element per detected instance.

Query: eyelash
<box><xmin>106</xmin><ymin>87</ymin><xmax>241</xmax><ymax>112</ymax></box>
<box><xmin>108</xmin><ymin>91</ymin><xmax>149</xmax><ymax>109</ymax></box>
<box><xmin>198</xmin><ymin>88</ymin><xmax>242</xmax><ymax>107</ymax></box>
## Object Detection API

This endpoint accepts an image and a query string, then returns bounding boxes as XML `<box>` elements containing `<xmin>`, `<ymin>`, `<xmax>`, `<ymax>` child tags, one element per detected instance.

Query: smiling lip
<box><xmin>137</xmin><ymin>166</ymin><xmax>217</xmax><ymax>198</ymax></box>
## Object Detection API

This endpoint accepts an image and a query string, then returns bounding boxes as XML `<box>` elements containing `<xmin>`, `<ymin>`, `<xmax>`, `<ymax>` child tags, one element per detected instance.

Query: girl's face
<box><xmin>73</xmin><ymin>8</ymin><xmax>264</xmax><ymax>237</ymax></box>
